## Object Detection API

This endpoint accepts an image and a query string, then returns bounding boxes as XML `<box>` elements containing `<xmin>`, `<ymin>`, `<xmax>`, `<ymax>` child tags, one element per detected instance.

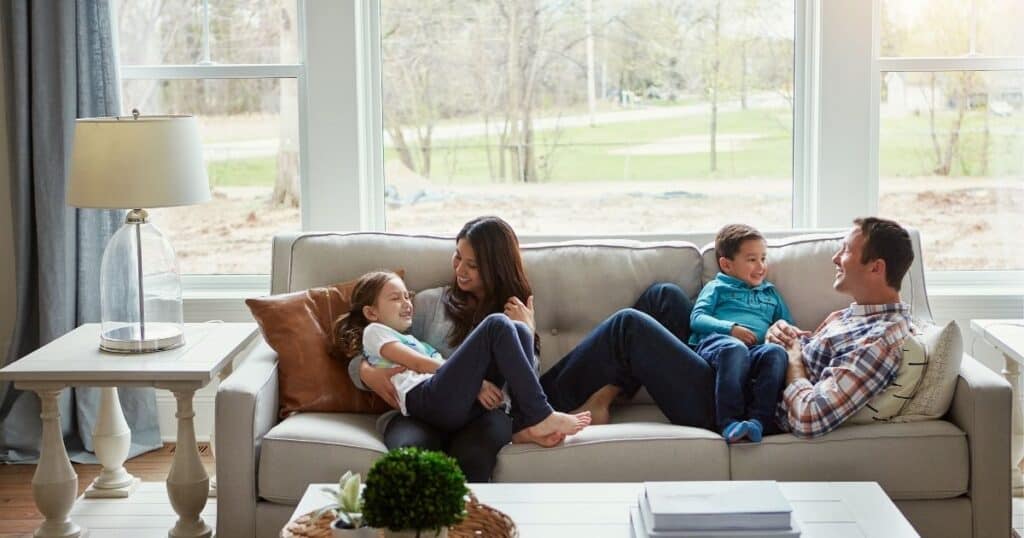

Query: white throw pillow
<box><xmin>847</xmin><ymin>329</ymin><xmax>929</xmax><ymax>424</ymax></box>
<box><xmin>892</xmin><ymin>320</ymin><xmax>963</xmax><ymax>422</ymax></box>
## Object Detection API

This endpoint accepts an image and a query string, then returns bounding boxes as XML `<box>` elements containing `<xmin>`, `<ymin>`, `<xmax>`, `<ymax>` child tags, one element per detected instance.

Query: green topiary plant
<box><xmin>362</xmin><ymin>447</ymin><xmax>468</xmax><ymax>536</ymax></box>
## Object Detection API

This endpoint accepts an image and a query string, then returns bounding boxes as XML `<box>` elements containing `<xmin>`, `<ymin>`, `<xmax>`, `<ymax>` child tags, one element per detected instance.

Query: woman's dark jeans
<box><xmin>539</xmin><ymin>283</ymin><xmax>716</xmax><ymax>430</ymax></box>
<box><xmin>405</xmin><ymin>314</ymin><xmax>552</xmax><ymax>433</ymax></box>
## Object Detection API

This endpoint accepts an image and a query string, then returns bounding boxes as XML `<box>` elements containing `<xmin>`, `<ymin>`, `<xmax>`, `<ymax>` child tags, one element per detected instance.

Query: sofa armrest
<box><xmin>948</xmin><ymin>354</ymin><xmax>1012</xmax><ymax>538</ymax></box>
<box><xmin>216</xmin><ymin>338</ymin><xmax>280</xmax><ymax>538</ymax></box>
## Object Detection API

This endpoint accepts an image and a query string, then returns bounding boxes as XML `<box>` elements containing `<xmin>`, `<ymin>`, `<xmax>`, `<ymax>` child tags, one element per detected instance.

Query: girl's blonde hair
<box><xmin>334</xmin><ymin>271</ymin><xmax>400</xmax><ymax>359</ymax></box>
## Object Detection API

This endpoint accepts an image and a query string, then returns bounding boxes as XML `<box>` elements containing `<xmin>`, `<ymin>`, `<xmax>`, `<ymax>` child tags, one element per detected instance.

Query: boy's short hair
<box><xmin>853</xmin><ymin>217</ymin><xmax>914</xmax><ymax>291</ymax></box>
<box><xmin>715</xmin><ymin>224</ymin><xmax>765</xmax><ymax>266</ymax></box>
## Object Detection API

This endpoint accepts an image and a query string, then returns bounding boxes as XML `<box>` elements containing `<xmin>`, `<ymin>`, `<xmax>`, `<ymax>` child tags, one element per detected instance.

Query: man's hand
<box><xmin>477</xmin><ymin>380</ymin><xmax>504</xmax><ymax>410</ymax></box>
<box><xmin>359</xmin><ymin>360</ymin><xmax>405</xmax><ymax>409</ymax></box>
<box><xmin>767</xmin><ymin>320</ymin><xmax>810</xmax><ymax>347</ymax></box>
<box><xmin>730</xmin><ymin>325</ymin><xmax>758</xmax><ymax>346</ymax></box>
<box><xmin>784</xmin><ymin>342</ymin><xmax>808</xmax><ymax>386</ymax></box>
<box><xmin>504</xmin><ymin>295</ymin><xmax>535</xmax><ymax>332</ymax></box>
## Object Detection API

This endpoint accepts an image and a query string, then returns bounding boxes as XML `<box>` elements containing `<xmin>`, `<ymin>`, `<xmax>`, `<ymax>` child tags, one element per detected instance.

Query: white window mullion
<box><xmin>813</xmin><ymin>0</ymin><xmax>875</xmax><ymax>227</ymax></box>
<box><xmin>792</xmin><ymin>0</ymin><xmax>819</xmax><ymax>228</ymax></box>
<box><xmin>302</xmin><ymin>0</ymin><xmax>383</xmax><ymax>232</ymax></box>
<box><xmin>878</xmin><ymin>56</ymin><xmax>1024</xmax><ymax>73</ymax></box>
<box><xmin>120</xmin><ymin>64</ymin><xmax>302</xmax><ymax>80</ymax></box>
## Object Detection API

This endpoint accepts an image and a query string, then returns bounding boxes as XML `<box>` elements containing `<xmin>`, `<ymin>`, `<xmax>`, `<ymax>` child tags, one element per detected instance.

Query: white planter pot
<box><xmin>330</xmin><ymin>519</ymin><xmax>378</xmax><ymax>538</ymax></box>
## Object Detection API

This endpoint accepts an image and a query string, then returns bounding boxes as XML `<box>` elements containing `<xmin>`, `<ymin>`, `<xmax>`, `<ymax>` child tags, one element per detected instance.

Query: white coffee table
<box><xmin>0</xmin><ymin>322</ymin><xmax>256</xmax><ymax>538</ymax></box>
<box><xmin>972</xmin><ymin>319</ymin><xmax>1024</xmax><ymax>497</ymax></box>
<box><xmin>286</xmin><ymin>482</ymin><xmax>918</xmax><ymax>537</ymax></box>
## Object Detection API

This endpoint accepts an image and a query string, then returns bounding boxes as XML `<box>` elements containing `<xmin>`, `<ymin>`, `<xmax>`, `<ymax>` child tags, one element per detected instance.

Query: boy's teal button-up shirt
<box><xmin>689</xmin><ymin>272</ymin><xmax>794</xmax><ymax>346</ymax></box>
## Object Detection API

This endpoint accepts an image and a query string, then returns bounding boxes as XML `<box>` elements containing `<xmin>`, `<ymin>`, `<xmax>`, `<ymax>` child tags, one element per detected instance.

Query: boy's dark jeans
<box><xmin>405</xmin><ymin>314</ymin><xmax>551</xmax><ymax>433</ymax></box>
<box><xmin>540</xmin><ymin>283</ymin><xmax>717</xmax><ymax>430</ymax></box>
<box><xmin>695</xmin><ymin>333</ymin><xmax>787</xmax><ymax>434</ymax></box>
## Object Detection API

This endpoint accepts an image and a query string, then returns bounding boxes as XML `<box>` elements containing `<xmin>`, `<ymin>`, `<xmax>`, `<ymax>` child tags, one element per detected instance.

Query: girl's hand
<box><xmin>359</xmin><ymin>360</ymin><xmax>405</xmax><ymax>409</ymax></box>
<box><xmin>477</xmin><ymin>380</ymin><xmax>504</xmax><ymax>410</ymax></box>
<box><xmin>504</xmin><ymin>295</ymin><xmax>535</xmax><ymax>332</ymax></box>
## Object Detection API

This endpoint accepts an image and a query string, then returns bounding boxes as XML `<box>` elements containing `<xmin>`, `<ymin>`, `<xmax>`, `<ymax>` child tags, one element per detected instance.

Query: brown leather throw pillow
<box><xmin>246</xmin><ymin>273</ymin><xmax>402</xmax><ymax>418</ymax></box>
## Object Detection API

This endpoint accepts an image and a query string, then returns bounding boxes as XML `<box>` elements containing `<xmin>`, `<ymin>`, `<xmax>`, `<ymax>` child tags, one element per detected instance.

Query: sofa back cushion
<box><xmin>523</xmin><ymin>241</ymin><xmax>703</xmax><ymax>371</ymax></box>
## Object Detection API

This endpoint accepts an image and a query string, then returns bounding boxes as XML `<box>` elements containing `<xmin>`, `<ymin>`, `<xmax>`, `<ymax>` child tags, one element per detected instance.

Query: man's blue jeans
<box><xmin>540</xmin><ymin>283</ymin><xmax>716</xmax><ymax>430</ymax></box>
<box><xmin>694</xmin><ymin>334</ymin><xmax>787</xmax><ymax>434</ymax></box>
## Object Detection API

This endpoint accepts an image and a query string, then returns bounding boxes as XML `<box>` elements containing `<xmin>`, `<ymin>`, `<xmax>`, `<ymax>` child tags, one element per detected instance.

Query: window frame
<box><xmin>120</xmin><ymin>0</ymin><xmax>1022</xmax><ymax>293</ymax></box>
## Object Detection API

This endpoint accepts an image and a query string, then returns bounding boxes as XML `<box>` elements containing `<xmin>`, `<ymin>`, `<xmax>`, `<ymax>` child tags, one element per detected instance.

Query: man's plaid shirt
<box><xmin>776</xmin><ymin>303</ymin><xmax>913</xmax><ymax>438</ymax></box>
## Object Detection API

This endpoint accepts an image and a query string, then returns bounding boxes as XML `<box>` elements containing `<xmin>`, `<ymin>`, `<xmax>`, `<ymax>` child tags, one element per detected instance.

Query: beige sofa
<box><xmin>216</xmin><ymin>230</ymin><xmax>1011</xmax><ymax>538</ymax></box>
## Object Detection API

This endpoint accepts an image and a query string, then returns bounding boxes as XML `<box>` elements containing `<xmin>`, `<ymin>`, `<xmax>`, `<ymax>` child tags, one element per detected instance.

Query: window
<box><xmin>877</xmin><ymin>0</ymin><xmax>1024</xmax><ymax>271</ymax></box>
<box><xmin>379</xmin><ymin>1</ymin><xmax>796</xmax><ymax>234</ymax></box>
<box><xmin>114</xmin><ymin>0</ymin><xmax>303</xmax><ymax>275</ymax></box>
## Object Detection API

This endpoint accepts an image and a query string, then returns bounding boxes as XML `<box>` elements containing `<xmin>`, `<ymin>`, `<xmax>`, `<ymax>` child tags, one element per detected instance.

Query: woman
<box><xmin>351</xmin><ymin>216</ymin><xmax>547</xmax><ymax>482</ymax></box>
<box><xmin>355</xmin><ymin>216</ymin><xmax>715</xmax><ymax>480</ymax></box>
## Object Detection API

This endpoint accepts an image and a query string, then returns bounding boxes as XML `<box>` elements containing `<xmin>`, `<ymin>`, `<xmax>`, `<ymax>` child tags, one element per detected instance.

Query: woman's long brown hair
<box><xmin>334</xmin><ymin>271</ymin><xmax>399</xmax><ymax>359</ymax></box>
<box><xmin>443</xmin><ymin>216</ymin><xmax>535</xmax><ymax>349</ymax></box>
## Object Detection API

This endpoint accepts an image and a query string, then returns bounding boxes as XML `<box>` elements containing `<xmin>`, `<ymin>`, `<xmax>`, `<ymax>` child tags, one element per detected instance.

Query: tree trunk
<box><xmin>709</xmin><ymin>0</ymin><xmax>721</xmax><ymax>173</ymax></box>
<box><xmin>272</xmin><ymin>1</ymin><xmax>300</xmax><ymax>207</ymax></box>
<box><xmin>386</xmin><ymin>124</ymin><xmax>417</xmax><ymax>172</ymax></box>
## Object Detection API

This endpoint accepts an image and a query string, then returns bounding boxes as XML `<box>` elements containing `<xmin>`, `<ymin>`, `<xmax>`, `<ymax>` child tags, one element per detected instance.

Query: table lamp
<box><xmin>67</xmin><ymin>110</ymin><xmax>210</xmax><ymax>353</ymax></box>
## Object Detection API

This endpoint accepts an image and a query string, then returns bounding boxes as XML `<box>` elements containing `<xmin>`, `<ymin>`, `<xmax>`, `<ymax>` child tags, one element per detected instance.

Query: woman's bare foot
<box><xmin>512</xmin><ymin>429</ymin><xmax>567</xmax><ymax>447</ymax></box>
<box><xmin>525</xmin><ymin>411</ymin><xmax>591</xmax><ymax>441</ymax></box>
<box><xmin>571</xmin><ymin>384</ymin><xmax>621</xmax><ymax>425</ymax></box>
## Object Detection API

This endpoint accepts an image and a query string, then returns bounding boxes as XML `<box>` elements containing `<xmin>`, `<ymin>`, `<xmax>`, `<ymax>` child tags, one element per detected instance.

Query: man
<box><xmin>767</xmin><ymin>217</ymin><xmax>915</xmax><ymax>438</ymax></box>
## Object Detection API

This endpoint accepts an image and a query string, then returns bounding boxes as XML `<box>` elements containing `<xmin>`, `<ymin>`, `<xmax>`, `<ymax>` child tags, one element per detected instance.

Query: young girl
<box><xmin>336</xmin><ymin>270</ymin><xmax>590</xmax><ymax>441</ymax></box>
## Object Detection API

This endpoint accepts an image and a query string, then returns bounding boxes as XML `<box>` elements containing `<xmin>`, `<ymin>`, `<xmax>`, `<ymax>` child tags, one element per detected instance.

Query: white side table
<box><xmin>0</xmin><ymin>322</ymin><xmax>256</xmax><ymax>538</ymax></box>
<box><xmin>971</xmin><ymin>319</ymin><xmax>1024</xmax><ymax>497</ymax></box>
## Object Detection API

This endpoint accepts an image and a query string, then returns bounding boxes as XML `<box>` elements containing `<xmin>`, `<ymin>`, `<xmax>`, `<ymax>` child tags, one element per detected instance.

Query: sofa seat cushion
<box><xmin>730</xmin><ymin>420</ymin><xmax>967</xmax><ymax>500</ymax></box>
<box><xmin>494</xmin><ymin>405</ymin><xmax>729</xmax><ymax>482</ymax></box>
<box><xmin>258</xmin><ymin>413</ymin><xmax>386</xmax><ymax>504</ymax></box>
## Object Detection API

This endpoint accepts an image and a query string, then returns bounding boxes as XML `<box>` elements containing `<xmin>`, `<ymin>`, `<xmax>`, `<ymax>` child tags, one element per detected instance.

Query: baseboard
<box><xmin>156</xmin><ymin>390</ymin><xmax>217</xmax><ymax>443</ymax></box>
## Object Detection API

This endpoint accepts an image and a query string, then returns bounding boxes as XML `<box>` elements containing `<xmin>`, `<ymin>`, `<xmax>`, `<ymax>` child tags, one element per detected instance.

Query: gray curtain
<box><xmin>0</xmin><ymin>0</ymin><xmax>161</xmax><ymax>462</ymax></box>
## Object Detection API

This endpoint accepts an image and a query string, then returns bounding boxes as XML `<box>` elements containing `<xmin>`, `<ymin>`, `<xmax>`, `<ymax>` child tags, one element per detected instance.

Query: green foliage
<box><xmin>314</xmin><ymin>471</ymin><xmax>364</xmax><ymax>528</ymax></box>
<box><xmin>362</xmin><ymin>447</ymin><xmax>468</xmax><ymax>534</ymax></box>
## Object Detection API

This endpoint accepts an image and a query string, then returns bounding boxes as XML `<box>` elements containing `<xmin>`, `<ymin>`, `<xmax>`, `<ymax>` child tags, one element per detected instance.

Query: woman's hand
<box><xmin>359</xmin><ymin>359</ymin><xmax>405</xmax><ymax>409</ymax></box>
<box><xmin>504</xmin><ymin>295</ymin><xmax>535</xmax><ymax>332</ymax></box>
<box><xmin>477</xmin><ymin>380</ymin><xmax>504</xmax><ymax>410</ymax></box>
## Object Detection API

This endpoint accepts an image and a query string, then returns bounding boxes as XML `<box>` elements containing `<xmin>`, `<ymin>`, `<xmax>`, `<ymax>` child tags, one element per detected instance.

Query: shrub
<box><xmin>362</xmin><ymin>447</ymin><xmax>468</xmax><ymax>535</ymax></box>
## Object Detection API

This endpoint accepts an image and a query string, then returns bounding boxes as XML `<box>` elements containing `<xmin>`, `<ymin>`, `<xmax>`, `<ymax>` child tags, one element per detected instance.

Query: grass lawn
<box><xmin>208</xmin><ymin>107</ymin><xmax>1021</xmax><ymax>187</ymax></box>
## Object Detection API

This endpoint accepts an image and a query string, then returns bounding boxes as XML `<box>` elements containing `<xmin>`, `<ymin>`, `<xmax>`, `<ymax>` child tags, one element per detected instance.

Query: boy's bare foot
<box><xmin>571</xmin><ymin>384</ymin><xmax>621</xmax><ymax>425</ymax></box>
<box><xmin>526</xmin><ymin>411</ymin><xmax>591</xmax><ymax>440</ymax></box>
<box><xmin>512</xmin><ymin>429</ymin><xmax>567</xmax><ymax>447</ymax></box>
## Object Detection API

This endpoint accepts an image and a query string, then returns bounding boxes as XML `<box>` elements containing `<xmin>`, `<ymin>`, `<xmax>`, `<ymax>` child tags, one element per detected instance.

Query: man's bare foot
<box><xmin>571</xmin><ymin>384</ymin><xmax>621</xmax><ymax>425</ymax></box>
<box><xmin>525</xmin><ymin>411</ymin><xmax>591</xmax><ymax>441</ymax></box>
<box><xmin>512</xmin><ymin>429</ymin><xmax>567</xmax><ymax>447</ymax></box>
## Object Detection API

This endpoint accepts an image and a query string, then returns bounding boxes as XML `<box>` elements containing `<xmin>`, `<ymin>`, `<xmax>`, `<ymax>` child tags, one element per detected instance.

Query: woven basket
<box><xmin>450</xmin><ymin>494</ymin><xmax>518</xmax><ymax>538</ymax></box>
<box><xmin>281</xmin><ymin>494</ymin><xmax>517</xmax><ymax>538</ymax></box>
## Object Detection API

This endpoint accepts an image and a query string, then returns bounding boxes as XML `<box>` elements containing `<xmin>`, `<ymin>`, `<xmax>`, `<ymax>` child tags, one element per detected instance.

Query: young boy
<box><xmin>689</xmin><ymin>224</ymin><xmax>792</xmax><ymax>443</ymax></box>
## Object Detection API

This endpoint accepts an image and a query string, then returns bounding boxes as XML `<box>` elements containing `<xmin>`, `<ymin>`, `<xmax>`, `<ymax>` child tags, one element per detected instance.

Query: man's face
<box><xmin>831</xmin><ymin>227</ymin><xmax>871</xmax><ymax>295</ymax></box>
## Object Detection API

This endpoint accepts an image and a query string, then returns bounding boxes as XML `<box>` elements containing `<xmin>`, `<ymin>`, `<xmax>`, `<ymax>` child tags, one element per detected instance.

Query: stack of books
<box><xmin>630</xmin><ymin>481</ymin><xmax>801</xmax><ymax>538</ymax></box>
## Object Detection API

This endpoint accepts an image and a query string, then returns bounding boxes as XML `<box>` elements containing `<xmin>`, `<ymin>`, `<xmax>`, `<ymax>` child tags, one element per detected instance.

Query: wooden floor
<box><xmin>0</xmin><ymin>443</ymin><xmax>213</xmax><ymax>537</ymax></box>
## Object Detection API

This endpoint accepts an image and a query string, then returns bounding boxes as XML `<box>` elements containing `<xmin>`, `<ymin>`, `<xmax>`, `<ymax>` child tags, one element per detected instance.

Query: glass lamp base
<box><xmin>100</xmin><ymin>323</ymin><xmax>185</xmax><ymax>353</ymax></box>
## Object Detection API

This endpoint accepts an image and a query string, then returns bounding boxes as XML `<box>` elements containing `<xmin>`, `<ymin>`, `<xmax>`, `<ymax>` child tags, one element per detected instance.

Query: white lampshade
<box><xmin>67</xmin><ymin>114</ymin><xmax>210</xmax><ymax>209</ymax></box>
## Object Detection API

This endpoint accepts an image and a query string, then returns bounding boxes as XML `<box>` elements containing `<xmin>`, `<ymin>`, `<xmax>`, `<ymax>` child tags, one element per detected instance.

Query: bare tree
<box><xmin>273</xmin><ymin>0</ymin><xmax>299</xmax><ymax>207</ymax></box>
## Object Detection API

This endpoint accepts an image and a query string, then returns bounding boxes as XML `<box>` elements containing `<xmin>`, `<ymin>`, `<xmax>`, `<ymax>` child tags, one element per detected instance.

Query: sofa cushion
<box><xmin>848</xmin><ymin>329</ymin><xmax>929</xmax><ymax>424</ymax></box>
<box><xmin>730</xmin><ymin>420</ymin><xmax>968</xmax><ymax>500</ymax></box>
<box><xmin>894</xmin><ymin>320</ymin><xmax>964</xmax><ymax>422</ymax></box>
<box><xmin>246</xmin><ymin>277</ymin><xmax>395</xmax><ymax>417</ymax></box>
<box><xmin>523</xmin><ymin>240</ymin><xmax>703</xmax><ymax>373</ymax></box>
<box><xmin>259</xmin><ymin>413</ymin><xmax>387</xmax><ymax>505</ymax></box>
<box><xmin>494</xmin><ymin>405</ymin><xmax>729</xmax><ymax>482</ymax></box>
